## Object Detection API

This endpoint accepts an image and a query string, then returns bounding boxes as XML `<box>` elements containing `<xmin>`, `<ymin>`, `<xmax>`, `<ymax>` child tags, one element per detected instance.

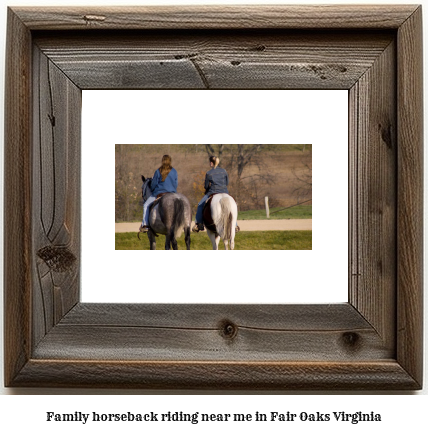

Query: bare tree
<box><xmin>205</xmin><ymin>144</ymin><xmax>263</xmax><ymax>178</ymax></box>
<box><xmin>203</xmin><ymin>144</ymin><xmax>274</xmax><ymax>209</ymax></box>
<box><xmin>115</xmin><ymin>145</ymin><xmax>139</xmax><ymax>222</ymax></box>
<box><xmin>204</xmin><ymin>144</ymin><xmax>224</xmax><ymax>160</ymax></box>
<box><xmin>291</xmin><ymin>149</ymin><xmax>312</xmax><ymax>204</ymax></box>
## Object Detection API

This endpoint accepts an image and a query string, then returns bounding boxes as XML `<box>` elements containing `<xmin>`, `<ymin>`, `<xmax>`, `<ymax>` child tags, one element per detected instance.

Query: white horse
<box><xmin>203</xmin><ymin>193</ymin><xmax>238</xmax><ymax>250</ymax></box>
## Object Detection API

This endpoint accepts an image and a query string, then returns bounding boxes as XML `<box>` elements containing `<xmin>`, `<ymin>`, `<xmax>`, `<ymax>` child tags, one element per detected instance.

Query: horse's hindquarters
<box><xmin>148</xmin><ymin>194</ymin><xmax>192</xmax><ymax>250</ymax></box>
<box><xmin>149</xmin><ymin>204</ymin><xmax>166</xmax><ymax>234</ymax></box>
<box><xmin>208</xmin><ymin>194</ymin><xmax>238</xmax><ymax>248</ymax></box>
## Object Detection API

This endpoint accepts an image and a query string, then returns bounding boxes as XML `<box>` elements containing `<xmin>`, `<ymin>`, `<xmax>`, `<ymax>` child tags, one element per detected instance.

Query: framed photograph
<box><xmin>4</xmin><ymin>5</ymin><xmax>423</xmax><ymax>389</ymax></box>
<box><xmin>113</xmin><ymin>142</ymin><xmax>313</xmax><ymax>251</ymax></box>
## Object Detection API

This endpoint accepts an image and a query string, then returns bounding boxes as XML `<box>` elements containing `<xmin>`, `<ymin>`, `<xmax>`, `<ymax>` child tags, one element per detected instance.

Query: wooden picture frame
<box><xmin>4</xmin><ymin>5</ymin><xmax>423</xmax><ymax>389</ymax></box>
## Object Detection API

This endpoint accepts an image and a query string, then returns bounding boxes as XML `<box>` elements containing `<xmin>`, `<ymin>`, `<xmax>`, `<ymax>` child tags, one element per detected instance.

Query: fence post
<box><xmin>265</xmin><ymin>196</ymin><xmax>270</xmax><ymax>218</ymax></box>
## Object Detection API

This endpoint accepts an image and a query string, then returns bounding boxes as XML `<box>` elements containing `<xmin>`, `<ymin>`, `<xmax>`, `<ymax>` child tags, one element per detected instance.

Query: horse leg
<box><xmin>167</xmin><ymin>226</ymin><xmax>178</xmax><ymax>250</ymax></box>
<box><xmin>171</xmin><ymin>235</ymin><xmax>178</xmax><ymax>250</ymax></box>
<box><xmin>184</xmin><ymin>226</ymin><xmax>191</xmax><ymax>250</ymax></box>
<box><xmin>147</xmin><ymin>230</ymin><xmax>156</xmax><ymax>250</ymax></box>
<box><xmin>164</xmin><ymin>229</ymin><xmax>171</xmax><ymax>250</ymax></box>
<box><xmin>230</xmin><ymin>227</ymin><xmax>236</xmax><ymax>250</ymax></box>
<box><xmin>207</xmin><ymin>229</ymin><xmax>218</xmax><ymax>250</ymax></box>
<box><xmin>223</xmin><ymin>239</ymin><xmax>229</xmax><ymax>250</ymax></box>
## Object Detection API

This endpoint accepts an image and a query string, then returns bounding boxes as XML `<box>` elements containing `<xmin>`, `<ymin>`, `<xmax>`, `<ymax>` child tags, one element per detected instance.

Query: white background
<box><xmin>82</xmin><ymin>89</ymin><xmax>348</xmax><ymax>304</ymax></box>
<box><xmin>0</xmin><ymin>0</ymin><xmax>427</xmax><ymax>431</ymax></box>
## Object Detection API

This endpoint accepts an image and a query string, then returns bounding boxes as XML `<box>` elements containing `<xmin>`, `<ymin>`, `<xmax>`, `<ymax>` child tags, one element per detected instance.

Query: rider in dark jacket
<box><xmin>193</xmin><ymin>156</ymin><xmax>229</xmax><ymax>232</ymax></box>
<box><xmin>204</xmin><ymin>166</ymin><xmax>229</xmax><ymax>195</ymax></box>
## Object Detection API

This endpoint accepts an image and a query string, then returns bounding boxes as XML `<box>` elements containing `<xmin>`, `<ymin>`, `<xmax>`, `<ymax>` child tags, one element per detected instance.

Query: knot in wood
<box><xmin>248</xmin><ymin>44</ymin><xmax>266</xmax><ymax>52</ymax></box>
<box><xmin>219</xmin><ymin>320</ymin><xmax>238</xmax><ymax>340</ymax></box>
<box><xmin>83</xmin><ymin>15</ymin><xmax>106</xmax><ymax>23</ymax></box>
<box><xmin>37</xmin><ymin>245</ymin><xmax>76</xmax><ymax>272</ymax></box>
<box><xmin>341</xmin><ymin>332</ymin><xmax>361</xmax><ymax>350</ymax></box>
<box><xmin>378</xmin><ymin>122</ymin><xmax>393</xmax><ymax>149</ymax></box>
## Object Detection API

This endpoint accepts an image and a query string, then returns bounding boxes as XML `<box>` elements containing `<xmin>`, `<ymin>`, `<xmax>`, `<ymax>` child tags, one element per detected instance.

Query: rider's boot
<box><xmin>192</xmin><ymin>223</ymin><xmax>205</xmax><ymax>233</ymax></box>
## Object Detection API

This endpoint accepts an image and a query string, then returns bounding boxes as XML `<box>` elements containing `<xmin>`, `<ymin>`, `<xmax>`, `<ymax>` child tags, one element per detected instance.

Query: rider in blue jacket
<box><xmin>193</xmin><ymin>155</ymin><xmax>230</xmax><ymax>232</ymax></box>
<box><xmin>140</xmin><ymin>155</ymin><xmax>178</xmax><ymax>232</ymax></box>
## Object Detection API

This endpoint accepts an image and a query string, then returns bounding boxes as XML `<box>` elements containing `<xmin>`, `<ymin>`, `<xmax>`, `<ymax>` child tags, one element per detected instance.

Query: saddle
<box><xmin>148</xmin><ymin>192</ymin><xmax>168</xmax><ymax>212</ymax></box>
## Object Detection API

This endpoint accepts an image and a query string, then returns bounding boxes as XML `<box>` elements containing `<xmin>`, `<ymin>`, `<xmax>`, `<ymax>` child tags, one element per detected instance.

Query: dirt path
<box><xmin>115</xmin><ymin>219</ymin><xmax>312</xmax><ymax>233</ymax></box>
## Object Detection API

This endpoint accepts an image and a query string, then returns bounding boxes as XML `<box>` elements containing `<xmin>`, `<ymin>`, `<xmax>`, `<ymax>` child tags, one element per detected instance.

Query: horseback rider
<box><xmin>140</xmin><ymin>154</ymin><xmax>178</xmax><ymax>233</ymax></box>
<box><xmin>193</xmin><ymin>155</ymin><xmax>233</xmax><ymax>233</ymax></box>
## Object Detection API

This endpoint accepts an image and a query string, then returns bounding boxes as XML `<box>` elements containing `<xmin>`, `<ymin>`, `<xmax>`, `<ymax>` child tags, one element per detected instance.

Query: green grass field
<box><xmin>237</xmin><ymin>205</ymin><xmax>311</xmax><ymax>220</ymax></box>
<box><xmin>116</xmin><ymin>230</ymin><xmax>312</xmax><ymax>250</ymax></box>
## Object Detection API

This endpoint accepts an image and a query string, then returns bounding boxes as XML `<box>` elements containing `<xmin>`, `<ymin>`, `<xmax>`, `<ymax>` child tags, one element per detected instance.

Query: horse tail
<box><xmin>171</xmin><ymin>197</ymin><xmax>185</xmax><ymax>240</ymax></box>
<box><xmin>219</xmin><ymin>197</ymin><xmax>233</xmax><ymax>241</ymax></box>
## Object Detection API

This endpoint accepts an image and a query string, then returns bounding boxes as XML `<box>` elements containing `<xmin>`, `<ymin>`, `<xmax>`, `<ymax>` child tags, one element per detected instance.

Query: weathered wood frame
<box><xmin>4</xmin><ymin>5</ymin><xmax>423</xmax><ymax>389</ymax></box>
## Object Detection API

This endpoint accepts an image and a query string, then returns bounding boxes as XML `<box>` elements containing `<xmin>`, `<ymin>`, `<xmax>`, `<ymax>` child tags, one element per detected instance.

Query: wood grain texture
<box><xmin>34</xmin><ymin>31</ymin><xmax>393</xmax><ymax>90</ymax></box>
<box><xmin>32</xmin><ymin>47</ymin><xmax>81</xmax><ymax>348</ymax></box>
<box><xmin>60</xmin><ymin>303</ymin><xmax>370</xmax><ymax>329</ymax></box>
<box><xmin>396</xmin><ymin>6</ymin><xmax>423</xmax><ymax>387</ymax></box>
<box><xmin>4</xmin><ymin>5</ymin><xmax>423</xmax><ymax>390</ymax></box>
<box><xmin>3</xmin><ymin>8</ymin><xmax>32</xmax><ymax>388</ymax></box>
<box><xmin>11</xmin><ymin>5</ymin><xmax>419</xmax><ymax>30</ymax></box>
<box><xmin>349</xmin><ymin>40</ymin><xmax>396</xmax><ymax>351</ymax></box>
<box><xmin>32</xmin><ymin>304</ymin><xmax>391</xmax><ymax>362</ymax></box>
<box><xmin>12</xmin><ymin>361</ymin><xmax>419</xmax><ymax>390</ymax></box>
